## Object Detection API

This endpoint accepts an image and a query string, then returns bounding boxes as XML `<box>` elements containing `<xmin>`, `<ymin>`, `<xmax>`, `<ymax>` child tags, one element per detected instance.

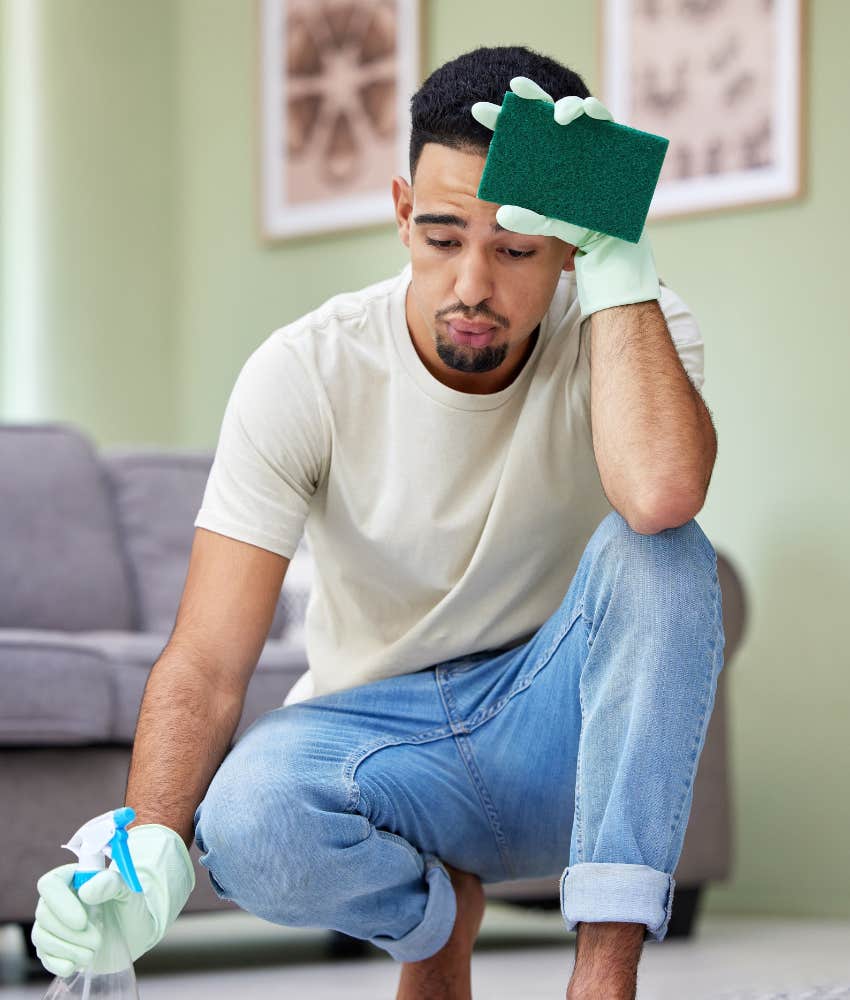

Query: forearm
<box><xmin>589</xmin><ymin>299</ymin><xmax>716</xmax><ymax>533</ymax></box>
<box><xmin>124</xmin><ymin>646</ymin><xmax>245</xmax><ymax>849</ymax></box>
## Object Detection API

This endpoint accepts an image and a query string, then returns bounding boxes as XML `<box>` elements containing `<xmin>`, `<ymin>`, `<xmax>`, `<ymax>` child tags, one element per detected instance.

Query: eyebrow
<box><xmin>413</xmin><ymin>212</ymin><xmax>506</xmax><ymax>234</ymax></box>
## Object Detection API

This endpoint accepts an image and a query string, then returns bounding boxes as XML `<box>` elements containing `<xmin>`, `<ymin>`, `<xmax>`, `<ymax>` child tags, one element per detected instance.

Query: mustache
<box><xmin>435</xmin><ymin>303</ymin><xmax>509</xmax><ymax>328</ymax></box>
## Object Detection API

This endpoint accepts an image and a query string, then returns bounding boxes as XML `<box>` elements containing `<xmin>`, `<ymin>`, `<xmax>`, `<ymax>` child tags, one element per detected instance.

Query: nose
<box><xmin>453</xmin><ymin>245</ymin><xmax>495</xmax><ymax>312</ymax></box>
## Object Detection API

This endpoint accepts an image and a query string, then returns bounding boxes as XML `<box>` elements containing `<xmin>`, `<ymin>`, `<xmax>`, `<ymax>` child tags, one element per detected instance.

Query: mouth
<box><xmin>445</xmin><ymin>320</ymin><xmax>498</xmax><ymax>347</ymax></box>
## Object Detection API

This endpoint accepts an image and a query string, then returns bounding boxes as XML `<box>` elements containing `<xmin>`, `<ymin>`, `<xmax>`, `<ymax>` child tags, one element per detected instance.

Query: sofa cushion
<box><xmin>72</xmin><ymin>630</ymin><xmax>309</xmax><ymax>742</ymax></box>
<box><xmin>102</xmin><ymin>451</ymin><xmax>287</xmax><ymax>639</ymax></box>
<box><xmin>0</xmin><ymin>424</ymin><xmax>136</xmax><ymax>632</ymax></box>
<box><xmin>0</xmin><ymin>630</ymin><xmax>114</xmax><ymax>745</ymax></box>
<box><xmin>0</xmin><ymin>628</ymin><xmax>308</xmax><ymax>746</ymax></box>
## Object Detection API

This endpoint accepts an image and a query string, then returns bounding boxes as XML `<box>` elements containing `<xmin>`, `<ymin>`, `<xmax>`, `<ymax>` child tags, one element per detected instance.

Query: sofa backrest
<box><xmin>102</xmin><ymin>448</ymin><xmax>292</xmax><ymax>639</ymax></box>
<box><xmin>0</xmin><ymin>424</ymin><xmax>137</xmax><ymax>631</ymax></box>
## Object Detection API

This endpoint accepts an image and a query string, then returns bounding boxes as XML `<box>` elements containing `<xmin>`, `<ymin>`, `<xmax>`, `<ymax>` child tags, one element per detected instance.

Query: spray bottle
<box><xmin>41</xmin><ymin>807</ymin><xmax>143</xmax><ymax>1000</ymax></box>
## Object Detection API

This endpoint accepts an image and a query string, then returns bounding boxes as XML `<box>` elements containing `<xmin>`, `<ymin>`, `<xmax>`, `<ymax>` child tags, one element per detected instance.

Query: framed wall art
<box><xmin>258</xmin><ymin>0</ymin><xmax>423</xmax><ymax>241</ymax></box>
<box><xmin>601</xmin><ymin>0</ymin><xmax>805</xmax><ymax>220</ymax></box>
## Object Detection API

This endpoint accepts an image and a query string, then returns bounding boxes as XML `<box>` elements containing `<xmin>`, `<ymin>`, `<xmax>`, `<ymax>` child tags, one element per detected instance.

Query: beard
<box><xmin>434</xmin><ymin>333</ymin><xmax>510</xmax><ymax>374</ymax></box>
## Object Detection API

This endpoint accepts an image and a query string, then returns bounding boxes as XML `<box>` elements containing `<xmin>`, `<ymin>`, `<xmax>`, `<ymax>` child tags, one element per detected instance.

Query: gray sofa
<box><xmin>0</xmin><ymin>422</ymin><xmax>747</xmax><ymax>949</ymax></box>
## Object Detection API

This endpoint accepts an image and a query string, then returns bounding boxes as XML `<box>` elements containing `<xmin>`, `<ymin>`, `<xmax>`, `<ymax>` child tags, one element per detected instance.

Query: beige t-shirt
<box><xmin>194</xmin><ymin>263</ymin><xmax>704</xmax><ymax>702</ymax></box>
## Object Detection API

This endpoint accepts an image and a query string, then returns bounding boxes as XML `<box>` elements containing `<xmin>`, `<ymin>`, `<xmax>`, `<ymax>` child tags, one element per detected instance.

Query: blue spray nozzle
<box><xmin>62</xmin><ymin>807</ymin><xmax>144</xmax><ymax>895</ymax></box>
<box><xmin>110</xmin><ymin>807</ymin><xmax>143</xmax><ymax>893</ymax></box>
<box><xmin>72</xmin><ymin>870</ymin><xmax>99</xmax><ymax>891</ymax></box>
<box><xmin>113</xmin><ymin>806</ymin><xmax>135</xmax><ymax>829</ymax></box>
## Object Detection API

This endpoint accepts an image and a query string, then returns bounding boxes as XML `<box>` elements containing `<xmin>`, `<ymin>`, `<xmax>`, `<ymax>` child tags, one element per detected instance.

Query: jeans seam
<box><xmin>574</xmin><ymin>607</ymin><xmax>590</xmax><ymax>863</ymax></box>
<box><xmin>374</xmin><ymin>828</ymin><xmax>426</xmax><ymax>874</ymax></box>
<box><xmin>450</xmin><ymin>731</ymin><xmax>516</xmax><ymax>880</ymax></box>
<box><xmin>435</xmin><ymin>664</ymin><xmax>517</xmax><ymax>880</ymax></box>
<box><xmin>695</xmin><ymin>526</ymin><xmax>718</xmax><ymax>568</ymax></box>
<box><xmin>442</xmin><ymin>651</ymin><xmax>494</xmax><ymax>674</ymax></box>
<box><xmin>433</xmin><ymin>604</ymin><xmax>584</xmax><ymax>882</ymax></box>
<box><xmin>665</xmin><ymin>572</ymin><xmax>723</xmax><ymax>864</ymax></box>
<box><xmin>460</xmin><ymin>602</ymin><xmax>585</xmax><ymax>732</ymax></box>
<box><xmin>342</xmin><ymin>724</ymin><xmax>457</xmax><ymax>814</ymax></box>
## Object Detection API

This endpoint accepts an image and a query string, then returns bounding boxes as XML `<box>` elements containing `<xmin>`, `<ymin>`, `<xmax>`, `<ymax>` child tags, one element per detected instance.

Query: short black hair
<box><xmin>409</xmin><ymin>46</ymin><xmax>591</xmax><ymax>179</ymax></box>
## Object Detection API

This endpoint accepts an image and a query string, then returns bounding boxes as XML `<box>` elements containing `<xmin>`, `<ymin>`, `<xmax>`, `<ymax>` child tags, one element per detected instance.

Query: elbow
<box><xmin>629</xmin><ymin>488</ymin><xmax>706</xmax><ymax>536</ymax></box>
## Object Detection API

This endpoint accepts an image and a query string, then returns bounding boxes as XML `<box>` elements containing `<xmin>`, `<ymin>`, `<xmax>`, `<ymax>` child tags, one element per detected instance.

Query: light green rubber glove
<box><xmin>472</xmin><ymin>76</ymin><xmax>660</xmax><ymax>316</ymax></box>
<box><xmin>31</xmin><ymin>824</ymin><xmax>195</xmax><ymax>977</ymax></box>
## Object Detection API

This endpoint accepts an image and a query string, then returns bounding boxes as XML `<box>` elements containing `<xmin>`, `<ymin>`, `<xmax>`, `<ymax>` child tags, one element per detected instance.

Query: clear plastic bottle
<box><xmin>40</xmin><ymin>904</ymin><xmax>139</xmax><ymax>998</ymax></box>
<box><xmin>40</xmin><ymin>809</ymin><xmax>143</xmax><ymax>1000</ymax></box>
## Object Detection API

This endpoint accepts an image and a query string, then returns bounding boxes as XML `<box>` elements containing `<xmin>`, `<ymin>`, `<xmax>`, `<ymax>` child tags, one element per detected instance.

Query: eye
<box><xmin>424</xmin><ymin>237</ymin><xmax>536</xmax><ymax>259</ymax></box>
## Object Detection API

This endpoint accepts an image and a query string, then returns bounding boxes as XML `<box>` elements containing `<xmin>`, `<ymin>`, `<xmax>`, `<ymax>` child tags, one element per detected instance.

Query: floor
<box><xmin>3</xmin><ymin>904</ymin><xmax>849</xmax><ymax>999</ymax></box>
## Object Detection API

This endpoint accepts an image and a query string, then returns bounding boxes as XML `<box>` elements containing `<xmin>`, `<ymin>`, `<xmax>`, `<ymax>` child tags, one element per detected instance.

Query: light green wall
<box><xmin>172</xmin><ymin>0</ymin><xmax>412</xmax><ymax>444</ymax></box>
<box><xmin>2</xmin><ymin>0</ymin><xmax>849</xmax><ymax>921</ymax></box>
<box><xmin>645</xmin><ymin>4</ymin><xmax>850</xmax><ymax>921</ymax></box>
<box><xmin>0</xmin><ymin>0</ymin><xmax>177</xmax><ymax>443</ymax></box>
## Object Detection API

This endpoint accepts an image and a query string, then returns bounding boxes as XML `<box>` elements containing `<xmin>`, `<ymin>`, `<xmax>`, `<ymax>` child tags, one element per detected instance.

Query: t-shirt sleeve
<box><xmin>193</xmin><ymin>335</ymin><xmax>330</xmax><ymax>560</ymax></box>
<box><xmin>659</xmin><ymin>283</ymin><xmax>705</xmax><ymax>393</ymax></box>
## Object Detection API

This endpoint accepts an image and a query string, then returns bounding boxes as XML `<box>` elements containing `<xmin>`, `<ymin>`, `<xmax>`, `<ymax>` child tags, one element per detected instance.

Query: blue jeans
<box><xmin>193</xmin><ymin>511</ymin><xmax>725</xmax><ymax>962</ymax></box>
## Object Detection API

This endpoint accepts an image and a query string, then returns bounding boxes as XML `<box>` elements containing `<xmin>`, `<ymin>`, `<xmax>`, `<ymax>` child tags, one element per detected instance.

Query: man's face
<box><xmin>392</xmin><ymin>142</ymin><xmax>576</xmax><ymax>394</ymax></box>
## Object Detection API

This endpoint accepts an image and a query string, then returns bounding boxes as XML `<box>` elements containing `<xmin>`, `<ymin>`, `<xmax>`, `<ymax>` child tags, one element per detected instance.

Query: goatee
<box><xmin>434</xmin><ymin>335</ymin><xmax>509</xmax><ymax>373</ymax></box>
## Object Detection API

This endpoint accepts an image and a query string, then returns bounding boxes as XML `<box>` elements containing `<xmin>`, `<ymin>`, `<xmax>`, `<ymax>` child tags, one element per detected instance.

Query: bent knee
<box><xmin>593</xmin><ymin>510</ymin><xmax>716</xmax><ymax>571</ymax></box>
<box><xmin>194</xmin><ymin>767</ymin><xmax>366</xmax><ymax>923</ymax></box>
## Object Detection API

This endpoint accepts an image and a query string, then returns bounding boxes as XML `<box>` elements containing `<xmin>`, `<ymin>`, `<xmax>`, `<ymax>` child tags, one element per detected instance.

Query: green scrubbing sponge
<box><xmin>476</xmin><ymin>91</ymin><xmax>669</xmax><ymax>245</ymax></box>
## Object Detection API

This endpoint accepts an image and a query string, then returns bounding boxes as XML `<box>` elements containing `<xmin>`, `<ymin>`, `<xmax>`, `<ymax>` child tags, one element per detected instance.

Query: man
<box><xmin>32</xmin><ymin>46</ymin><xmax>724</xmax><ymax>1000</ymax></box>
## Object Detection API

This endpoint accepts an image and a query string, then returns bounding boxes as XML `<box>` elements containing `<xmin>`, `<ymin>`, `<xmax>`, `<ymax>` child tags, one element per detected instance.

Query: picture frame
<box><xmin>600</xmin><ymin>0</ymin><xmax>805</xmax><ymax>220</ymax></box>
<box><xmin>257</xmin><ymin>0</ymin><xmax>423</xmax><ymax>242</ymax></box>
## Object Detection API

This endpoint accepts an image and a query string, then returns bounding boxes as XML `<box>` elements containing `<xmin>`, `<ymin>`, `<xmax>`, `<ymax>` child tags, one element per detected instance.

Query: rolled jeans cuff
<box><xmin>369</xmin><ymin>854</ymin><xmax>457</xmax><ymax>962</ymax></box>
<box><xmin>560</xmin><ymin>862</ymin><xmax>676</xmax><ymax>942</ymax></box>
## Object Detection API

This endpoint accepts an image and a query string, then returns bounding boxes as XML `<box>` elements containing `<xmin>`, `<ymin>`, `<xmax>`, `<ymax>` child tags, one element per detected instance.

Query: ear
<box><xmin>562</xmin><ymin>244</ymin><xmax>578</xmax><ymax>273</ymax></box>
<box><xmin>391</xmin><ymin>175</ymin><xmax>413</xmax><ymax>248</ymax></box>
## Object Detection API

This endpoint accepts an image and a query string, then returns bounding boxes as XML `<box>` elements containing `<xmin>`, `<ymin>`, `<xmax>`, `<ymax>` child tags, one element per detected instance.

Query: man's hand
<box><xmin>471</xmin><ymin>76</ymin><xmax>661</xmax><ymax>316</ymax></box>
<box><xmin>31</xmin><ymin>824</ymin><xmax>195</xmax><ymax>976</ymax></box>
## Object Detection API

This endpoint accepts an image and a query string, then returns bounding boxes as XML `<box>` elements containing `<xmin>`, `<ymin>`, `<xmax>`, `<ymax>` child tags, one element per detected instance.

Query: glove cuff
<box><xmin>125</xmin><ymin>824</ymin><xmax>196</xmax><ymax>934</ymax></box>
<box><xmin>574</xmin><ymin>232</ymin><xmax>660</xmax><ymax>316</ymax></box>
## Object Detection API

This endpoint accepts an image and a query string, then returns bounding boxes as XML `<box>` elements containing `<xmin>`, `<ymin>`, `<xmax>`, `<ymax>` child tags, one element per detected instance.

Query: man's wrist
<box><xmin>574</xmin><ymin>233</ymin><xmax>659</xmax><ymax>316</ymax></box>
